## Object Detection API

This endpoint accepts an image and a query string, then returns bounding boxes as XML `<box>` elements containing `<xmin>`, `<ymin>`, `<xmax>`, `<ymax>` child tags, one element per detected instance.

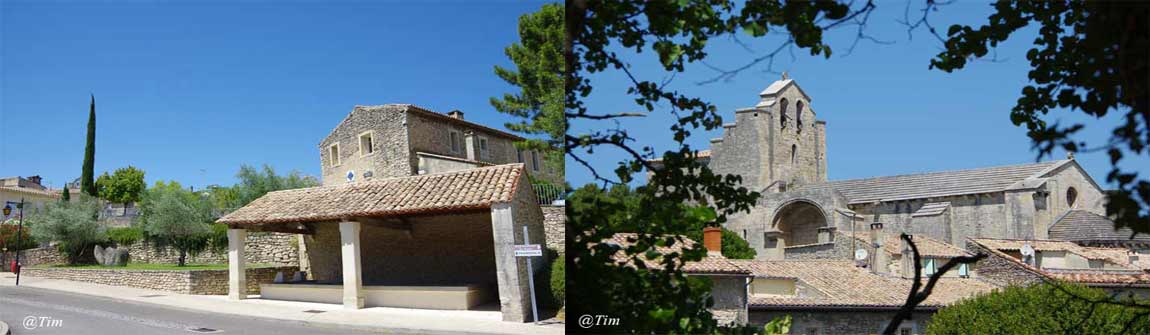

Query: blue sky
<box><xmin>1</xmin><ymin>0</ymin><xmax>549</xmax><ymax>189</ymax></box>
<box><xmin>568</xmin><ymin>1</ymin><xmax>1149</xmax><ymax>189</ymax></box>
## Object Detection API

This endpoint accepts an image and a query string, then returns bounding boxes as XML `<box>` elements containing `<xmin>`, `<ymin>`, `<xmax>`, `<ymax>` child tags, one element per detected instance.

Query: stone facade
<box><xmin>965</xmin><ymin>241</ymin><xmax>1049</xmax><ymax>287</ymax></box>
<box><xmin>318</xmin><ymin>104</ymin><xmax>559</xmax><ymax>186</ymax></box>
<box><xmin>698</xmin><ymin>77</ymin><xmax>1110</xmax><ymax>267</ymax></box>
<box><xmin>124</xmin><ymin>232</ymin><xmax>298</xmax><ymax>266</ymax></box>
<box><xmin>541</xmin><ymin>205</ymin><xmax>565</xmax><ymax>252</ymax></box>
<box><xmin>20</xmin><ymin>266</ymin><xmax>296</xmax><ymax>295</ymax></box>
<box><xmin>750</xmin><ymin>310</ymin><xmax>934</xmax><ymax>335</ymax></box>
<box><xmin>0</xmin><ymin>246</ymin><xmax>68</xmax><ymax>269</ymax></box>
<box><xmin>710</xmin><ymin>276</ymin><xmax>749</xmax><ymax>326</ymax></box>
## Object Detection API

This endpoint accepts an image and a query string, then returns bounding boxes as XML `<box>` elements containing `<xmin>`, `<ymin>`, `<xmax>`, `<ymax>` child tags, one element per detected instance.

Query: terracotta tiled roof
<box><xmin>740</xmin><ymin>260</ymin><xmax>996</xmax><ymax>309</ymax></box>
<box><xmin>601</xmin><ymin>233</ymin><xmax>751</xmax><ymax>275</ymax></box>
<box><xmin>1049</xmin><ymin>210</ymin><xmax>1150</xmax><ymax>244</ymax></box>
<box><xmin>970</xmin><ymin>238</ymin><xmax>1150</xmax><ymax>286</ymax></box>
<box><xmin>826</xmin><ymin>160</ymin><xmax>1069</xmax><ymax>204</ymax></box>
<box><xmin>883</xmin><ymin>234</ymin><xmax>971</xmax><ymax>258</ymax></box>
<box><xmin>218</xmin><ymin>164</ymin><xmax>527</xmax><ymax>225</ymax></box>
<box><xmin>0</xmin><ymin>186</ymin><xmax>61</xmax><ymax>198</ymax></box>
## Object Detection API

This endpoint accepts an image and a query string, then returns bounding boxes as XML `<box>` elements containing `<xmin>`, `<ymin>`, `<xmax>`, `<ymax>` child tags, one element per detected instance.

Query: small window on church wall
<box><xmin>779</xmin><ymin>98</ymin><xmax>789</xmax><ymax>129</ymax></box>
<box><xmin>1067</xmin><ymin>187</ymin><xmax>1078</xmax><ymax>208</ymax></box>
<box><xmin>791</xmin><ymin>144</ymin><xmax>798</xmax><ymax>165</ymax></box>
<box><xmin>796</xmin><ymin>101</ymin><xmax>804</xmax><ymax>133</ymax></box>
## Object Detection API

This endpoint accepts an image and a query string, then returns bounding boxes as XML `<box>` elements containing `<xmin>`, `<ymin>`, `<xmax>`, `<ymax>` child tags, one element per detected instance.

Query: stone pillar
<box><xmin>339</xmin><ymin>220</ymin><xmax>364</xmax><ymax>309</ymax></box>
<box><xmin>869</xmin><ymin>222</ymin><xmax>887</xmax><ymax>275</ymax></box>
<box><xmin>491</xmin><ymin>203</ymin><xmax>529</xmax><ymax>322</ymax></box>
<box><xmin>228</xmin><ymin>228</ymin><xmax>247</xmax><ymax>300</ymax></box>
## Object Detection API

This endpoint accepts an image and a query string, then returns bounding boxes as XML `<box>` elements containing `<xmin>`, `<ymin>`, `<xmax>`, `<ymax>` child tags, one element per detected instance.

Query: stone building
<box><xmin>220</xmin><ymin>164</ymin><xmax>547</xmax><ymax>322</ymax></box>
<box><xmin>0</xmin><ymin>175</ymin><xmax>60</xmax><ymax>214</ymax></box>
<box><xmin>317</xmin><ymin>104</ymin><xmax>560</xmax><ymax>186</ymax></box>
<box><xmin>660</xmin><ymin>76</ymin><xmax>1111</xmax><ymax>266</ymax></box>
<box><xmin>968</xmin><ymin>238</ymin><xmax>1150</xmax><ymax>298</ymax></box>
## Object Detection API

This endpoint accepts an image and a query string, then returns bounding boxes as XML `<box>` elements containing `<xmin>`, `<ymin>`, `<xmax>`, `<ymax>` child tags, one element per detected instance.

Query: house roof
<box><xmin>320</xmin><ymin>104</ymin><xmax>523</xmax><ymax>147</ymax></box>
<box><xmin>741</xmin><ymin>260</ymin><xmax>996</xmax><ymax>310</ymax></box>
<box><xmin>218</xmin><ymin>164</ymin><xmax>527</xmax><ymax>226</ymax></box>
<box><xmin>883</xmin><ymin>234</ymin><xmax>972</xmax><ymax>258</ymax></box>
<box><xmin>601</xmin><ymin>233</ymin><xmax>752</xmax><ymax>275</ymax></box>
<box><xmin>827</xmin><ymin>160</ymin><xmax>1070</xmax><ymax>204</ymax></box>
<box><xmin>970</xmin><ymin>238</ymin><xmax>1150</xmax><ymax>287</ymax></box>
<box><xmin>0</xmin><ymin>186</ymin><xmax>61</xmax><ymax>199</ymax></box>
<box><xmin>1048</xmin><ymin>210</ymin><xmax>1150</xmax><ymax>244</ymax></box>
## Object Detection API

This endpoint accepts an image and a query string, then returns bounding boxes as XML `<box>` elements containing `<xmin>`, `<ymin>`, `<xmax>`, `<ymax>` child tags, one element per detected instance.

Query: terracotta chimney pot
<box><xmin>703</xmin><ymin>226</ymin><xmax>722</xmax><ymax>256</ymax></box>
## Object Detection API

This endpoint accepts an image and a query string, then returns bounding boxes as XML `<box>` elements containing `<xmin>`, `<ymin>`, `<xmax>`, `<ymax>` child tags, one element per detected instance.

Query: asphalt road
<box><xmin>0</xmin><ymin>285</ymin><xmax>379</xmax><ymax>335</ymax></box>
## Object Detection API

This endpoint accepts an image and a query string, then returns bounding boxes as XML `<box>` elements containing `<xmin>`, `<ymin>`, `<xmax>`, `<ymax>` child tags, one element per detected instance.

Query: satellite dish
<box><xmin>346</xmin><ymin>170</ymin><xmax>355</xmax><ymax>182</ymax></box>
<box><xmin>854</xmin><ymin>249</ymin><xmax>869</xmax><ymax>261</ymax></box>
<box><xmin>1020</xmin><ymin>244</ymin><xmax>1035</xmax><ymax>257</ymax></box>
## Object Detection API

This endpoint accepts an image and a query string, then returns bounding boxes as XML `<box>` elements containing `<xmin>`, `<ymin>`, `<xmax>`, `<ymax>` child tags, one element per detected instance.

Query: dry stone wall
<box><xmin>541</xmin><ymin>205</ymin><xmax>565</xmax><ymax>252</ymax></box>
<box><xmin>20</xmin><ymin>266</ymin><xmax>297</xmax><ymax>295</ymax></box>
<box><xmin>124</xmin><ymin>232</ymin><xmax>298</xmax><ymax>266</ymax></box>
<box><xmin>0</xmin><ymin>246</ymin><xmax>68</xmax><ymax>269</ymax></box>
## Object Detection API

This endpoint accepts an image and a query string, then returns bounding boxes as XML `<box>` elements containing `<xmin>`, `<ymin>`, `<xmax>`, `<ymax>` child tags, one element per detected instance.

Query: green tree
<box><xmin>221</xmin><ymin>164</ymin><xmax>318</xmax><ymax>210</ymax></box>
<box><xmin>926</xmin><ymin>283</ymin><xmax>1150</xmax><ymax>335</ymax></box>
<box><xmin>96</xmin><ymin>166</ymin><xmax>146</xmax><ymax>204</ymax></box>
<box><xmin>81</xmin><ymin>94</ymin><xmax>97</xmax><ymax>196</ymax></box>
<box><xmin>138</xmin><ymin>180</ymin><xmax>213</xmax><ymax>266</ymax></box>
<box><xmin>27</xmin><ymin>197</ymin><xmax>104</xmax><ymax>264</ymax></box>
<box><xmin>61</xmin><ymin>187</ymin><xmax>70</xmax><ymax>202</ymax></box>
<box><xmin>930</xmin><ymin>1</ymin><xmax>1149</xmax><ymax>235</ymax></box>
<box><xmin>491</xmin><ymin>3</ymin><xmax>565</xmax><ymax>183</ymax></box>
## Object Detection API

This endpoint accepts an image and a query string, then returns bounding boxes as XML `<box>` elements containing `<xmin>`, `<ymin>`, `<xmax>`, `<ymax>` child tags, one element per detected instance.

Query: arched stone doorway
<box><xmin>768</xmin><ymin>200</ymin><xmax>829</xmax><ymax>255</ymax></box>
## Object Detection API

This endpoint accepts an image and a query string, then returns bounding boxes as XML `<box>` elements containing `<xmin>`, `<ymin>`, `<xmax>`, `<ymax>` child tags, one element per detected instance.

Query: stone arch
<box><xmin>770</xmin><ymin>199</ymin><xmax>830</xmax><ymax>247</ymax></box>
<box><xmin>779</xmin><ymin>98</ymin><xmax>789</xmax><ymax>129</ymax></box>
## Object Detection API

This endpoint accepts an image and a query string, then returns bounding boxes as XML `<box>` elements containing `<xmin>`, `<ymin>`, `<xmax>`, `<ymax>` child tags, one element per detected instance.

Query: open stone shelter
<box><xmin>217</xmin><ymin>163</ymin><xmax>547</xmax><ymax>322</ymax></box>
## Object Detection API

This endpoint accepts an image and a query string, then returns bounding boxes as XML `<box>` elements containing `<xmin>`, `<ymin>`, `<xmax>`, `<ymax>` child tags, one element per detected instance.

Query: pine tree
<box><xmin>81</xmin><ymin>94</ymin><xmax>96</xmax><ymax>196</ymax></box>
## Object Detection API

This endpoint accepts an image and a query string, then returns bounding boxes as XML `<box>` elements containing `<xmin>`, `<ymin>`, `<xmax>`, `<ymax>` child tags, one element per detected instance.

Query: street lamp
<box><xmin>2</xmin><ymin>205</ymin><xmax>10</xmax><ymax>217</ymax></box>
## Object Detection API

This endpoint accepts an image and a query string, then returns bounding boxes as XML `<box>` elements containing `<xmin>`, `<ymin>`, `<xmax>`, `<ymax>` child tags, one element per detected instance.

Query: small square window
<box><xmin>517</xmin><ymin>148</ymin><xmax>524</xmax><ymax>163</ymax></box>
<box><xmin>765</xmin><ymin>236</ymin><xmax>778</xmax><ymax>249</ymax></box>
<box><xmin>923</xmin><ymin>259</ymin><xmax>937</xmax><ymax>276</ymax></box>
<box><xmin>959</xmin><ymin>263</ymin><xmax>970</xmax><ymax>278</ymax></box>
<box><xmin>359</xmin><ymin>132</ymin><xmax>374</xmax><ymax>156</ymax></box>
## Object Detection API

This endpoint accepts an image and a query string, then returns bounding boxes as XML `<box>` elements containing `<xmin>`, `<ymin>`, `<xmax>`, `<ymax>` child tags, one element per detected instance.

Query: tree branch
<box><xmin>884</xmin><ymin>233</ymin><xmax>987</xmax><ymax>335</ymax></box>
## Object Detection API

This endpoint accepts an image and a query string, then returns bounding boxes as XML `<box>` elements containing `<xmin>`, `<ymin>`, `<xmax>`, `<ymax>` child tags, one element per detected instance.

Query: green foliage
<box><xmin>763</xmin><ymin>315</ymin><xmax>792</xmax><ymax>335</ymax></box>
<box><xmin>717</xmin><ymin>229</ymin><xmax>755</xmax><ymax>260</ymax></box>
<box><xmin>0</xmin><ymin>224</ymin><xmax>37</xmax><ymax>251</ymax></box>
<box><xmin>930</xmin><ymin>1</ymin><xmax>1149</xmax><ymax>234</ymax></box>
<box><xmin>550</xmin><ymin>252</ymin><xmax>565</xmax><ymax>307</ymax></box>
<box><xmin>96</xmin><ymin>166</ymin><xmax>146</xmax><ymax>204</ymax></box>
<box><xmin>26</xmin><ymin>196</ymin><xmax>105</xmax><ymax>264</ymax></box>
<box><xmin>212</xmin><ymin>164</ymin><xmax>318</xmax><ymax>210</ymax></box>
<box><xmin>138</xmin><ymin>180</ymin><xmax>214</xmax><ymax>266</ymax></box>
<box><xmin>81</xmin><ymin>94</ymin><xmax>97</xmax><ymax>196</ymax></box>
<box><xmin>105</xmin><ymin>226</ymin><xmax>143</xmax><ymax>246</ymax></box>
<box><xmin>492</xmin><ymin>3</ymin><xmax>565</xmax><ymax>181</ymax></box>
<box><xmin>926</xmin><ymin>283</ymin><xmax>1150</xmax><ymax>335</ymax></box>
<box><xmin>61</xmin><ymin>187</ymin><xmax>70</xmax><ymax>202</ymax></box>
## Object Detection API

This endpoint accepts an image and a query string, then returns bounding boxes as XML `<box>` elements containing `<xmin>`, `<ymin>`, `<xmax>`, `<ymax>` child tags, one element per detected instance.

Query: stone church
<box><xmin>676</xmin><ymin>76</ymin><xmax>1110</xmax><ymax>265</ymax></box>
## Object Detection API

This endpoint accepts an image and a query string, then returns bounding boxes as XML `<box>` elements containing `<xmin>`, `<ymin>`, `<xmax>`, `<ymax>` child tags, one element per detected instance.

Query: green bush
<box><xmin>26</xmin><ymin>197</ymin><xmax>105</xmax><ymax>264</ymax></box>
<box><xmin>927</xmin><ymin>283</ymin><xmax>1150</xmax><ymax>335</ymax></box>
<box><xmin>106</xmin><ymin>226</ymin><xmax>143</xmax><ymax>246</ymax></box>
<box><xmin>550</xmin><ymin>253</ymin><xmax>565</xmax><ymax>306</ymax></box>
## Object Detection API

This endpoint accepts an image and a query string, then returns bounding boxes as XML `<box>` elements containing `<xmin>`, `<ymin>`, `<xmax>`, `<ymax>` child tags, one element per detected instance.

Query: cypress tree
<box><xmin>81</xmin><ymin>94</ymin><xmax>97</xmax><ymax>196</ymax></box>
<box><xmin>61</xmin><ymin>187</ymin><xmax>71</xmax><ymax>202</ymax></box>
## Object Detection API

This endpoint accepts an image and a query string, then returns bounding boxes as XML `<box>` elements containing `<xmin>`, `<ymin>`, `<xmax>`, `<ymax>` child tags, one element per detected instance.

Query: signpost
<box><xmin>515</xmin><ymin>226</ymin><xmax>542</xmax><ymax>324</ymax></box>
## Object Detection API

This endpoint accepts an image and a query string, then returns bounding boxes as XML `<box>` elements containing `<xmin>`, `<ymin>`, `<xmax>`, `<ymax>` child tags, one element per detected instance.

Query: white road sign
<box><xmin>514</xmin><ymin>244</ymin><xmax>543</xmax><ymax>257</ymax></box>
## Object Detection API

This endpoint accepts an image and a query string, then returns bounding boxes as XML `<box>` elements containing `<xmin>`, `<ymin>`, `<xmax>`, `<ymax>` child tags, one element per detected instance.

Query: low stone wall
<box><xmin>541</xmin><ymin>205</ymin><xmax>565</xmax><ymax>252</ymax></box>
<box><xmin>20</xmin><ymin>266</ymin><xmax>298</xmax><ymax>295</ymax></box>
<box><xmin>124</xmin><ymin>232</ymin><xmax>299</xmax><ymax>266</ymax></box>
<box><xmin>0</xmin><ymin>246</ymin><xmax>68</xmax><ymax>270</ymax></box>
